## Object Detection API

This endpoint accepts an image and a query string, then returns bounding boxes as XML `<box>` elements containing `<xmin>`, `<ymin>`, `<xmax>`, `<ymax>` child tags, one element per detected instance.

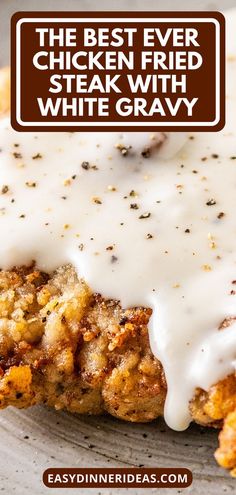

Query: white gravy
<box><xmin>0</xmin><ymin>11</ymin><xmax>236</xmax><ymax>430</ymax></box>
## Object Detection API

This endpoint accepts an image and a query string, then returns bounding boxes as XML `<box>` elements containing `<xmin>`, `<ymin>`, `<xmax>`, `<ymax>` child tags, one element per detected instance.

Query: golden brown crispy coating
<box><xmin>0</xmin><ymin>67</ymin><xmax>235</xmax><ymax>476</ymax></box>
<box><xmin>0</xmin><ymin>264</ymin><xmax>235</xmax><ymax>475</ymax></box>
<box><xmin>215</xmin><ymin>410</ymin><xmax>236</xmax><ymax>477</ymax></box>
<box><xmin>0</xmin><ymin>265</ymin><xmax>166</xmax><ymax>417</ymax></box>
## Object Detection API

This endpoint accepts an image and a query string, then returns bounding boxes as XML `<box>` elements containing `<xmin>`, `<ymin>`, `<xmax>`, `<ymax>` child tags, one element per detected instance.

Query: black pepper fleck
<box><xmin>141</xmin><ymin>147</ymin><xmax>151</xmax><ymax>158</ymax></box>
<box><xmin>32</xmin><ymin>153</ymin><xmax>42</xmax><ymax>160</ymax></box>
<box><xmin>1</xmin><ymin>185</ymin><xmax>9</xmax><ymax>194</ymax></box>
<box><xmin>111</xmin><ymin>255</ymin><xmax>118</xmax><ymax>263</ymax></box>
<box><xmin>139</xmin><ymin>212</ymin><xmax>151</xmax><ymax>219</ymax></box>
<box><xmin>81</xmin><ymin>161</ymin><xmax>90</xmax><ymax>170</ymax></box>
<box><xmin>13</xmin><ymin>152</ymin><xmax>22</xmax><ymax>159</ymax></box>
<box><xmin>206</xmin><ymin>199</ymin><xmax>216</xmax><ymax>206</ymax></box>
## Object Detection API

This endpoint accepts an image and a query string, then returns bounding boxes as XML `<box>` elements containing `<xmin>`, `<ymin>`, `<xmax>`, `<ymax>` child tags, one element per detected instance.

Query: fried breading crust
<box><xmin>0</xmin><ymin>265</ymin><xmax>165</xmax><ymax>418</ymax></box>
<box><xmin>0</xmin><ymin>265</ymin><xmax>235</xmax><ymax>475</ymax></box>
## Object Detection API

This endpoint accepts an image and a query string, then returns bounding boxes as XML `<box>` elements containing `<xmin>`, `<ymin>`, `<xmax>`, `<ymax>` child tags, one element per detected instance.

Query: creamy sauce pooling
<box><xmin>0</xmin><ymin>12</ymin><xmax>236</xmax><ymax>431</ymax></box>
